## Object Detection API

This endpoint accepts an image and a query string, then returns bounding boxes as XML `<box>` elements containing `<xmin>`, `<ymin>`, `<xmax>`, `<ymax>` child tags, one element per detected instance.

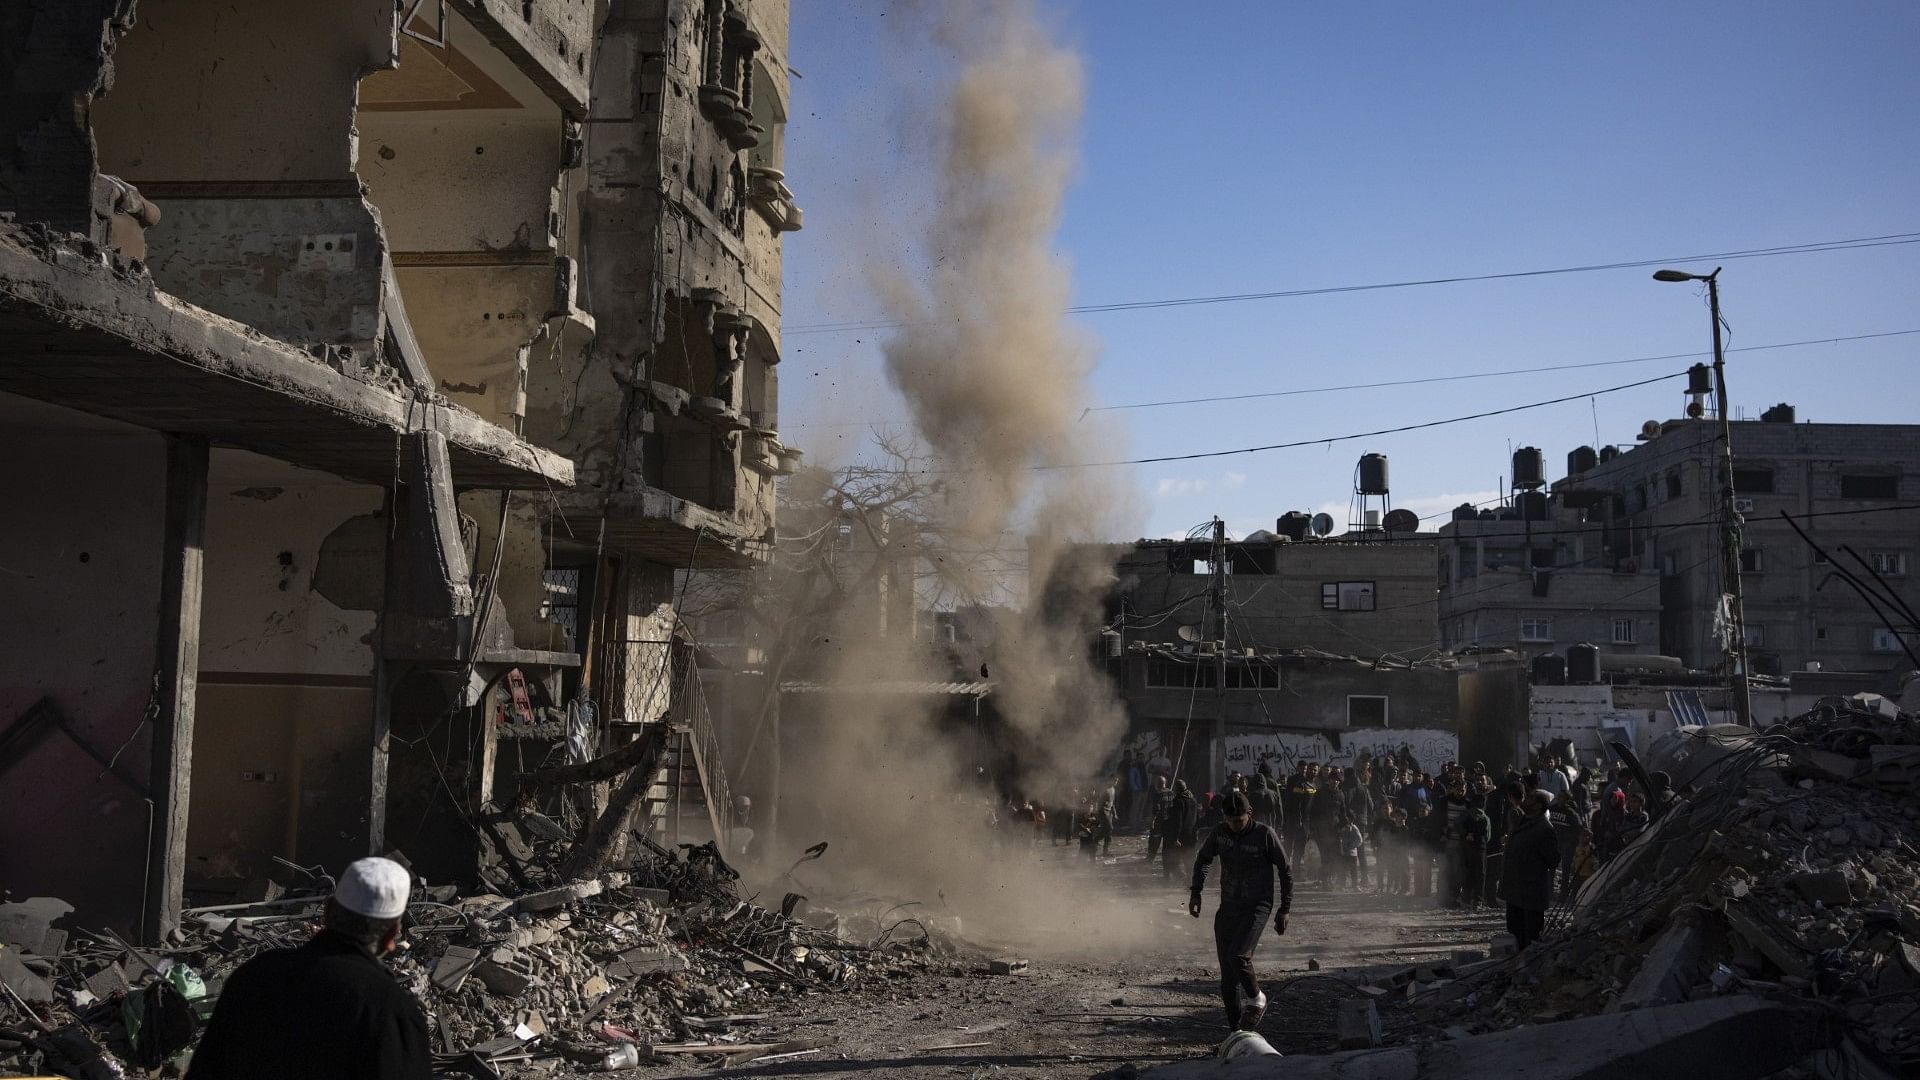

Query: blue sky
<box><xmin>778</xmin><ymin>2</ymin><xmax>1920</xmax><ymax>541</ymax></box>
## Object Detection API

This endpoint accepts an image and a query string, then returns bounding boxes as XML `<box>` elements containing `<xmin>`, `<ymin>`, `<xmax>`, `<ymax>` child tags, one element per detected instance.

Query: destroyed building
<box><xmin>1</xmin><ymin>0</ymin><xmax>799</xmax><ymax>942</ymax></box>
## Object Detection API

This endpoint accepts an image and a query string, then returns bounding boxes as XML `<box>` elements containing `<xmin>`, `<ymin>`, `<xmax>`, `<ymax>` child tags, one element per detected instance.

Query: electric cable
<box><xmin>786</xmin><ymin>230</ymin><xmax>1920</xmax><ymax>334</ymax></box>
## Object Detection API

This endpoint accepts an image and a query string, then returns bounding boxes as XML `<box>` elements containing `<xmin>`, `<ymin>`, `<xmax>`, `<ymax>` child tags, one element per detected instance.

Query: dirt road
<box><xmin>665</xmin><ymin>836</ymin><xmax>1502</xmax><ymax>1078</ymax></box>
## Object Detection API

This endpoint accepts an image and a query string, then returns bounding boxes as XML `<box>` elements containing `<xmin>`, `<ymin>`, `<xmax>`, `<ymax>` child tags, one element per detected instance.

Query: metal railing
<box><xmin>671</xmin><ymin>659</ymin><xmax>732</xmax><ymax>853</ymax></box>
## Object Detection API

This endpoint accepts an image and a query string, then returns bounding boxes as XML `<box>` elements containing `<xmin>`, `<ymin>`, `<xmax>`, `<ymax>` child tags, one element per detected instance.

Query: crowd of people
<box><xmin>991</xmin><ymin>744</ymin><xmax>1677</xmax><ymax>953</ymax></box>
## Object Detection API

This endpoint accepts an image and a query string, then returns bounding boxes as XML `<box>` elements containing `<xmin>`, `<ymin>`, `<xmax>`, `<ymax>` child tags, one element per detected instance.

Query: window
<box><xmin>1145</xmin><ymin>658</ymin><xmax>1216</xmax><ymax>689</ymax></box>
<box><xmin>1870</xmin><ymin>552</ymin><xmax>1907</xmax><ymax>576</ymax></box>
<box><xmin>1346</xmin><ymin>695</ymin><xmax>1389</xmax><ymax>728</ymax></box>
<box><xmin>1224</xmin><ymin>662</ymin><xmax>1280</xmax><ymax>690</ymax></box>
<box><xmin>1740</xmin><ymin>549</ymin><xmax>1764</xmax><ymax>573</ymax></box>
<box><xmin>1731</xmin><ymin>467</ymin><xmax>1774</xmax><ymax>495</ymax></box>
<box><xmin>1665</xmin><ymin>471</ymin><xmax>1683</xmax><ymax>499</ymax></box>
<box><xmin>1612</xmin><ymin>618</ymin><xmax>1636</xmax><ymax>644</ymax></box>
<box><xmin>1871</xmin><ymin>628</ymin><xmax>1915</xmax><ymax>653</ymax></box>
<box><xmin>1841</xmin><ymin>475</ymin><xmax>1898</xmax><ymax>500</ymax></box>
<box><xmin>1743</xmin><ymin>625</ymin><xmax>1765</xmax><ymax>647</ymax></box>
<box><xmin>1520</xmin><ymin>617</ymin><xmax>1554</xmax><ymax>643</ymax></box>
<box><xmin>541</xmin><ymin>568</ymin><xmax>581</xmax><ymax>641</ymax></box>
<box><xmin>1320</xmin><ymin>581</ymin><xmax>1376</xmax><ymax>611</ymax></box>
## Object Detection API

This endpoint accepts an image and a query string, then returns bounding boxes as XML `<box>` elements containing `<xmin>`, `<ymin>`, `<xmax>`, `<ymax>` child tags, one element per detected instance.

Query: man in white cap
<box><xmin>188</xmin><ymin>857</ymin><xmax>432</xmax><ymax>1079</ymax></box>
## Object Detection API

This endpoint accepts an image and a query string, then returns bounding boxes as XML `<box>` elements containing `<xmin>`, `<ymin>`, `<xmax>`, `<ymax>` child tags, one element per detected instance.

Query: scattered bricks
<box><xmin>432</xmin><ymin>945</ymin><xmax>482</xmax><ymax>992</ymax></box>
<box><xmin>474</xmin><ymin>948</ymin><xmax>534</xmax><ymax>996</ymax></box>
<box><xmin>1788</xmin><ymin>869</ymin><xmax>1854</xmax><ymax>906</ymax></box>
<box><xmin>83</xmin><ymin>962</ymin><xmax>129</xmax><ymax>1002</ymax></box>
<box><xmin>988</xmin><ymin>957</ymin><xmax>1030</xmax><ymax>976</ymax></box>
<box><xmin>1335</xmin><ymin>999</ymin><xmax>1381</xmax><ymax>1049</ymax></box>
<box><xmin>581</xmin><ymin>974</ymin><xmax>611</xmax><ymax>999</ymax></box>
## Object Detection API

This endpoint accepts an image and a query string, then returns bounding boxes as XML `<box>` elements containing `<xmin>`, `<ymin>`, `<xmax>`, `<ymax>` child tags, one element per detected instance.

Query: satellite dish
<box><xmin>1638</xmin><ymin>419</ymin><xmax>1663</xmax><ymax>441</ymax></box>
<box><xmin>1176</xmin><ymin>623</ymin><xmax>1202</xmax><ymax>642</ymax></box>
<box><xmin>1310</xmin><ymin>513</ymin><xmax>1335</xmax><ymax>537</ymax></box>
<box><xmin>1383</xmin><ymin>509</ymin><xmax>1420</xmax><ymax>533</ymax></box>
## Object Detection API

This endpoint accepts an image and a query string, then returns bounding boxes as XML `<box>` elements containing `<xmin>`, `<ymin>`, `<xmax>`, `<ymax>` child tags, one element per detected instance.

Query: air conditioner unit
<box><xmin>1732</xmin><ymin>498</ymin><xmax>1755</xmax><ymax>514</ymax></box>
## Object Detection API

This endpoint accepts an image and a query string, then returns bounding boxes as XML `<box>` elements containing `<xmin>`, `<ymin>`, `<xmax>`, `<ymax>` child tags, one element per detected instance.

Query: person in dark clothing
<box><xmin>1498</xmin><ymin>790</ymin><xmax>1561</xmax><ymax>950</ymax></box>
<box><xmin>189</xmin><ymin>857</ymin><xmax>431</xmax><ymax>1080</ymax></box>
<box><xmin>1145</xmin><ymin>775</ymin><xmax>1173</xmax><ymax>859</ymax></box>
<box><xmin>1190</xmin><ymin>791</ymin><xmax>1292</xmax><ymax>1031</ymax></box>
<box><xmin>1343</xmin><ymin>766</ymin><xmax>1376</xmax><ymax>889</ymax></box>
<box><xmin>1481</xmin><ymin>776</ymin><xmax>1514</xmax><ymax>907</ymax></box>
<box><xmin>1306</xmin><ymin>767</ymin><xmax>1344</xmax><ymax>884</ymax></box>
<box><xmin>1163</xmin><ymin>780</ymin><xmax>1200</xmax><ymax>880</ymax></box>
<box><xmin>1280</xmin><ymin>763</ymin><xmax>1315</xmax><ymax>868</ymax></box>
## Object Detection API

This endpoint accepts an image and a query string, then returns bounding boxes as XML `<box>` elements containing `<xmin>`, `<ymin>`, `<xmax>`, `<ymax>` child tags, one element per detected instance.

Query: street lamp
<box><xmin>1653</xmin><ymin>266</ymin><xmax>1753</xmax><ymax>725</ymax></box>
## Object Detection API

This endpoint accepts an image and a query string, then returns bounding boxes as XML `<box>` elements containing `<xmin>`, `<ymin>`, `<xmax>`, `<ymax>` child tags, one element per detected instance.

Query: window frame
<box><xmin>1519</xmin><ymin>616</ymin><xmax>1554</xmax><ymax>643</ymax></box>
<box><xmin>1611</xmin><ymin>618</ymin><xmax>1637</xmax><ymax>645</ymax></box>
<box><xmin>1869</xmin><ymin>552</ymin><xmax>1907</xmax><ymax>576</ymax></box>
<box><xmin>1731</xmin><ymin>467</ymin><xmax>1775</xmax><ymax>495</ymax></box>
<box><xmin>1739</xmin><ymin>548</ymin><xmax>1764</xmax><ymax>574</ymax></box>
<box><xmin>1840</xmin><ymin>474</ymin><xmax>1898</xmax><ymax>500</ymax></box>
<box><xmin>1320</xmin><ymin>580</ymin><xmax>1377</xmax><ymax>611</ymax></box>
<box><xmin>1346</xmin><ymin>694</ymin><xmax>1390</xmax><ymax>728</ymax></box>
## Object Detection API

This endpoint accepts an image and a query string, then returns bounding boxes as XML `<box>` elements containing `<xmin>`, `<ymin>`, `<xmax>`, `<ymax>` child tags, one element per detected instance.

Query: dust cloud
<box><xmin>763</xmin><ymin>2</ymin><xmax>1168</xmax><ymax>957</ymax></box>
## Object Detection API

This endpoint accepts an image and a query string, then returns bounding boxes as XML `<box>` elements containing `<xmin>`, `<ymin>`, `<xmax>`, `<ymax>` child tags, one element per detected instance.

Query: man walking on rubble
<box><xmin>1190</xmin><ymin>790</ymin><xmax>1293</xmax><ymax>1031</ymax></box>
<box><xmin>188</xmin><ymin>857</ymin><xmax>432</xmax><ymax>1080</ymax></box>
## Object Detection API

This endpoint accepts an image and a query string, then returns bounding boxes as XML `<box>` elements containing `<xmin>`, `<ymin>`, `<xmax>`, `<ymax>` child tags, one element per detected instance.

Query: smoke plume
<box><xmin>765</xmin><ymin>1</ymin><xmax>1160</xmax><ymax>954</ymax></box>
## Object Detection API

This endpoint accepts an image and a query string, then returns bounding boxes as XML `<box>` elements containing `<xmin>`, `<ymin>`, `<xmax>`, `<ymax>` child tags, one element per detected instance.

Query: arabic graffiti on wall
<box><xmin>1220</xmin><ymin>728</ymin><xmax>1459</xmax><ymax>777</ymax></box>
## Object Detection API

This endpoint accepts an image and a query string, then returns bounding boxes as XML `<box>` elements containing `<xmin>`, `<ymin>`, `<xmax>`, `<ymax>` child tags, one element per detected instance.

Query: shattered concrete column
<box><xmin>142</xmin><ymin>435</ymin><xmax>208</xmax><ymax>945</ymax></box>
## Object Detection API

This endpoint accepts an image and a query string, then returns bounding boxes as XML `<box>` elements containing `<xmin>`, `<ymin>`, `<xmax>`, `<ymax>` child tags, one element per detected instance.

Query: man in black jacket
<box><xmin>1498</xmin><ymin>790</ymin><xmax>1561</xmax><ymax>950</ymax></box>
<box><xmin>1162</xmin><ymin>780</ymin><xmax>1200</xmax><ymax>880</ymax></box>
<box><xmin>1190</xmin><ymin>791</ymin><xmax>1293</xmax><ymax>1031</ymax></box>
<box><xmin>188</xmin><ymin>857</ymin><xmax>432</xmax><ymax>1080</ymax></box>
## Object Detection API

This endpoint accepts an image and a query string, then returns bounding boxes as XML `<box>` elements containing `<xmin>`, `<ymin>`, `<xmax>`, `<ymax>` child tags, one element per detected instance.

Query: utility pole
<box><xmin>1655</xmin><ymin>265</ymin><xmax>1752</xmax><ymax>725</ymax></box>
<box><xmin>1704</xmin><ymin>270</ymin><xmax>1754</xmax><ymax>725</ymax></box>
<box><xmin>1208</xmin><ymin>517</ymin><xmax>1228</xmax><ymax>793</ymax></box>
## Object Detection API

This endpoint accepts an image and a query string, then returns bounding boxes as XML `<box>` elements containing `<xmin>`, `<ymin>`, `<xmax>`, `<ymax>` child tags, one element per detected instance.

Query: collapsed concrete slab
<box><xmin>1129</xmin><ymin>995</ymin><xmax>1833</xmax><ymax>1080</ymax></box>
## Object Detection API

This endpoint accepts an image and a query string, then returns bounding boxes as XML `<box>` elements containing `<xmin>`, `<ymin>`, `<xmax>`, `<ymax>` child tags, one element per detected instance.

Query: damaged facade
<box><xmin>0</xmin><ymin>0</ymin><xmax>797</xmax><ymax>943</ymax></box>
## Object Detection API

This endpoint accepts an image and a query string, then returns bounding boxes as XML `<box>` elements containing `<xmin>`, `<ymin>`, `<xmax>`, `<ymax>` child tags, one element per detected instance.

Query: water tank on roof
<box><xmin>1599</xmin><ymin>445</ymin><xmax>1619</xmax><ymax>463</ymax></box>
<box><xmin>1567</xmin><ymin>642</ymin><xmax>1601</xmax><ymax>685</ymax></box>
<box><xmin>1531</xmin><ymin>653</ymin><xmax>1567</xmax><ymax>686</ymax></box>
<box><xmin>1761</xmin><ymin>403</ymin><xmax>1795</xmax><ymax>424</ymax></box>
<box><xmin>1512</xmin><ymin>447</ymin><xmax>1545</xmax><ymax>490</ymax></box>
<box><xmin>1358</xmin><ymin>453</ymin><xmax>1390</xmax><ymax>495</ymax></box>
<box><xmin>1568</xmin><ymin>446</ymin><xmax>1597</xmax><ymax>476</ymax></box>
<box><xmin>1452</xmin><ymin>503</ymin><xmax>1479</xmax><ymax>522</ymax></box>
<box><xmin>1276</xmin><ymin>511</ymin><xmax>1312</xmax><ymax>542</ymax></box>
<box><xmin>1687</xmin><ymin>363</ymin><xmax>1713</xmax><ymax>396</ymax></box>
<box><xmin>1517</xmin><ymin>491</ymin><xmax>1548</xmax><ymax>521</ymax></box>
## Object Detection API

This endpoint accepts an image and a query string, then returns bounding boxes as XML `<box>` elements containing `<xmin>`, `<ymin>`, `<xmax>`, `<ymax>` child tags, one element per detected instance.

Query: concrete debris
<box><xmin>1334</xmin><ymin>999</ymin><xmax>1380</xmax><ymax>1049</ymax></box>
<box><xmin>988</xmin><ymin>957</ymin><xmax>1030</xmax><ymax>976</ymax></box>
<box><xmin>1399</xmin><ymin>697</ymin><xmax>1920</xmax><ymax>1072</ymax></box>
<box><xmin>0</xmin><ymin>837</ymin><xmax>967</xmax><ymax>1077</ymax></box>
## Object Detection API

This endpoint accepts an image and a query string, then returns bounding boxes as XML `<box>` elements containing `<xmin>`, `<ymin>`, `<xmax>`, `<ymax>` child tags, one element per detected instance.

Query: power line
<box><xmin>785</xmin><ymin>230</ymin><xmax>1920</xmax><ymax>335</ymax></box>
<box><xmin>1088</xmin><ymin>328</ymin><xmax>1920</xmax><ymax>414</ymax></box>
<box><xmin>1040</xmin><ymin>371</ymin><xmax>1686</xmax><ymax>469</ymax></box>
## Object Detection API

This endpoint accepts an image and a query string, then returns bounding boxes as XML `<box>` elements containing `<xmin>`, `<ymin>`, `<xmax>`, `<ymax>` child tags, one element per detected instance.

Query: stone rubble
<box><xmin>0</xmin><ymin>838</ymin><xmax>968</xmax><ymax>1076</ymax></box>
<box><xmin>1399</xmin><ymin>695</ymin><xmax>1920</xmax><ymax>1076</ymax></box>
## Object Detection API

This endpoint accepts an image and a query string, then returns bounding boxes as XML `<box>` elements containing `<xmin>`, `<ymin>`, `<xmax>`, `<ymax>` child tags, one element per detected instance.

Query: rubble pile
<box><xmin>1411</xmin><ymin>695</ymin><xmax>1920</xmax><ymax>1076</ymax></box>
<box><xmin>0</xmin><ymin>839</ymin><xmax>967</xmax><ymax>1077</ymax></box>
